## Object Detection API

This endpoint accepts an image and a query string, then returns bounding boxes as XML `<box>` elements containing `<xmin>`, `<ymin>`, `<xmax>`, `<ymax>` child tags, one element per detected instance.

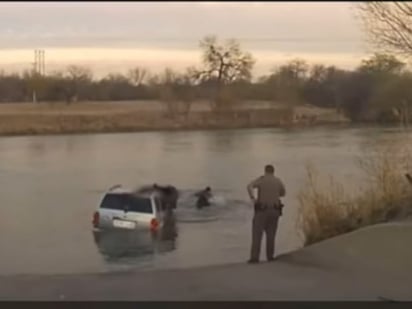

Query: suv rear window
<box><xmin>100</xmin><ymin>193</ymin><xmax>153</xmax><ymax>213</ymax></box>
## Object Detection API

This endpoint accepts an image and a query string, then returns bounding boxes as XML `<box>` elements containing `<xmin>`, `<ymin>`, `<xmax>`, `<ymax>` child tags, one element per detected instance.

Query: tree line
<box><xmin>1</xmin><ymin>35</ymin><xmax>412</xmax><ymax>124</ymax></box>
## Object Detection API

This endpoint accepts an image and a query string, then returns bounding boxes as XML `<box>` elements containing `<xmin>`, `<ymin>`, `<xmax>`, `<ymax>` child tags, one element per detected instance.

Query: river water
<box><xmin>0</xmin><ymin>126</ymin><xmax>410</xmax><ymax>275</ymax></box>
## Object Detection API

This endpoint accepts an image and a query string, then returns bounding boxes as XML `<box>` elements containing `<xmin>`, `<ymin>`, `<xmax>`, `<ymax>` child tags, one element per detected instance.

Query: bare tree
<box><xmin>195</xmin><ymin>35</ymin><xmax>255</xmax><ymax>111</ymax></box>
<box><xmin>369</xmin><ymin>72</ymin><xmax>412</xmax><ymax>127</ymax></box>
<box><xmin>158</xmin><ymin>68</ymin><xmax>178</xmax><ymax>117</ymax></box>
<box><xmin>357</xmin><ymin>2</ymin><xmax>412</xmax><ymax>56</ymax></box>
<box><xmin>358</xmin><ymin>53</ymin><xmax>406</xmax><ymax>74</ymax></box>
<box><xmin>157</xmin><ymin>68</ymin><xmax>197</xmax><ymax>119</ymax></box>
<box><xmin>66</xmin><ymin>65</ymin><xmax>92</xmax><ymax>82</ymax></box>
<box><xmin>268</xmin><ymin>59</ymin><xmax>309</xmax><ymax>106</ymax></box>
<box><xmin>175</xmin><ymin>68</ymin><xmax>197</xmax><ymax>119</ymax></box>
<box><xmin>158</xmin><ymin>68</ymin><xmax>183</xmax><ymax>118</ymax></box>
<box><xmin>147</xmin><ymin>73</ymin><xmax>160</xmax><ymax>88</ymax></box>
<box><xmin>23</xmin><ymin>69</ymin><xmax>43</xmax><ymax>103</ymax></box>
<box><xmin>64</xmin><ymin>65</ymin><xmax>93</xmax><ymax>103</ymax></box>
<box><xmin>127</xmin><ymin>67</ymin><xmax>148</xmax><ymax>86</ymax></box>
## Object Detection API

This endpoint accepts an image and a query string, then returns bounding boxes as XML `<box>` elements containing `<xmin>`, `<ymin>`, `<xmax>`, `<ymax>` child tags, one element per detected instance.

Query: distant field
<box><xmin>0</xmin><ymin>100</ymin><xmax>284</xmax><ymax>114</ymax></box>
<box><xmin>0</xmin><ymin>101</ymin><xmax>166</xmax><ymax>115</ymax></box>
<box><xmin>0</xmin><ymin>100</ymin><xmax>347</xmax><ymax>136</ymax></box>
<box><xmin>0</xmin><ymin>100</ymin><xmax>344</xmax><ymax>118</ymax></box>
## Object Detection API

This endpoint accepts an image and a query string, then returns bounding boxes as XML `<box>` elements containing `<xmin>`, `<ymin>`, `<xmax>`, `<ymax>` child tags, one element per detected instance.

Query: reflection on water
<box><xmin>0</xmin><ymin>126</ymin><xmax>411</xmax><ymax>275</ymax></box>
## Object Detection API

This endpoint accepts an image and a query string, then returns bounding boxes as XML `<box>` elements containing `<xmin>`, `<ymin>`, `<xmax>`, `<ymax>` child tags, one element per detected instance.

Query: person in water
<box><xmin>405</xmin><ymin>173</ymin><xmax>412</xmax><ymax>185</ymax></box>
<box><xmin>195</xmin><ymin>187</ymin><xmax>212</xmax><ymax>209</ymax></box>
<box><xmin>136</xmin><ymin>183</ymin><xmax>179</xmax><ymax>211</ymax></box>
<box><xmin>153</xmin><ymin>184</ymin><xmax>179</xmax><ymax>211</ymax></box>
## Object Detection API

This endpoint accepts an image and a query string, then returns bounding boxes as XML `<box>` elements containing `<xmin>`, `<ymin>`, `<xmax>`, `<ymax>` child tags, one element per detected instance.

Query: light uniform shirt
<box><xmin>249</xmin><ymin>174</ymin><xmax>286</xmax><ymax>206</ymax></box>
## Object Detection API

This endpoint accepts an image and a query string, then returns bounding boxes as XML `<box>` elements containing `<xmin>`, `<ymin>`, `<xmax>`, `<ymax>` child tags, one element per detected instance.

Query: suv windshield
<box><xmin>100</xmin><ymin>193</ymin><xmax>153</xmax><ymax>213</ymax></box>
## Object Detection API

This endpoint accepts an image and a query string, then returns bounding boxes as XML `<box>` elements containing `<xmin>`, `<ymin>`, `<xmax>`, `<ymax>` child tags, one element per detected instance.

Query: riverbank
<box><xmin>1</xmin><ymin>221</ymin><xmax>411</xmax><ymax>301</ymax></box>
<box><xmin>0</xmin><ymin>101</ymin><xmax>349</xmax><ymax>137</ymax></box>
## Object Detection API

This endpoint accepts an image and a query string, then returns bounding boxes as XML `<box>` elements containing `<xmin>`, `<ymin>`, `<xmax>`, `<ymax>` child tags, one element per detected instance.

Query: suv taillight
<box><xmin>92</xmin><ymin>211</ymin><xmax>99</xmax><ymax>228</ymax></box>
<box><xmin>150</xmin><ymin>218</ymin><xmax>159</xmax><ymax>232</ymax></box>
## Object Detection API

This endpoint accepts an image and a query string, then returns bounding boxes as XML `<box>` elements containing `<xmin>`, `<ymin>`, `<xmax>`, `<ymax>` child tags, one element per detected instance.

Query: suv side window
<box><xmin>127</xmin><ymin>195</ymin><xmax>153</xmax><ymax>213</ymax></box>
<box><xmin>100</xmin><ymin>193</ymin><xmax>126</xmax><ymax>210</ymax></box>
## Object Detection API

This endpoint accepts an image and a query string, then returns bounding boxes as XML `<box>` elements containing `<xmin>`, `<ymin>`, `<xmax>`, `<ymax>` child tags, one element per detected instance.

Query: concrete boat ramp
<box><xmin>1</xmin><ymin>221</ymin><xmax>411</xmax><ymax>301</ymax></box>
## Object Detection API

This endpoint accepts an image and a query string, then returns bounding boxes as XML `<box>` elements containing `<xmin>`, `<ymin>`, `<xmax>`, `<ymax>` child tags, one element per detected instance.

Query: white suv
<box><xmin>92</xmin><ymin>185</ymin><xmax>164</xmax><ymax>233</ymax></box>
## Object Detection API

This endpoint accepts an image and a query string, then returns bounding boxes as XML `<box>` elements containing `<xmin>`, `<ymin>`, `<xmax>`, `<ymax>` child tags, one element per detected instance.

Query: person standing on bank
<box><xmin>246</xmin><ymin>164</ymin><xmax>286</xmax><ymax>264</ymax></box>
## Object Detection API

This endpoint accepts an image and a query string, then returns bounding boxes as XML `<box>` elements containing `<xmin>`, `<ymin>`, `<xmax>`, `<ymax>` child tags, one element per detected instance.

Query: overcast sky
<box><xmin>0</xmin><ymin>1</ymin><xmax>370</xmax><ymax>77</ymax></box>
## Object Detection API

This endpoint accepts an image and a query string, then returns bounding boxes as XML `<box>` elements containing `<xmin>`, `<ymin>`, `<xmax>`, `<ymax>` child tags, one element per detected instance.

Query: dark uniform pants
<box><xmin>250</xmin><ymin>208</ymin><xmax>280</xmax><ymax>261</ymax></box>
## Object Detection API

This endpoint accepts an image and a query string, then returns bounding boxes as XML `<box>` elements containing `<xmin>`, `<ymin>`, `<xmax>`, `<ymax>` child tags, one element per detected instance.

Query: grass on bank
<box><xmin>297</xmin><ymin>142</ymin><xmax>412</xmax><ymax>246</ymax></box>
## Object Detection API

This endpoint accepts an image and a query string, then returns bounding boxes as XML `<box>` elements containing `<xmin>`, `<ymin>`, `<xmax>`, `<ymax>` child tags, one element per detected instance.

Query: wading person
<box><xmin>135</xmin><ymin>183</ymin><xmax>179</xmax><ymax>211</ymax></box>
<box><xmin>246</xmin><ymin>164</ymin><xmax>286</xmax><ymax>264</ymax></box>
<box><xmin>153</xmin><ymin>184</ymin><xmax>179</xmax><ymax>211</ymax></box>
<box><xmin>195</xmin><ymin>186</ymin><xmax>212</xmax><ymax>209</ymax></box>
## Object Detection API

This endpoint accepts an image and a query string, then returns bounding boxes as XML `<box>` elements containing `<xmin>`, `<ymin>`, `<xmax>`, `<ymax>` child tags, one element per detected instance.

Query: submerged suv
<box><xmin>92</xmin><ymin>185</ymin><xmax>164</xmax><ymax>233</ymax></box>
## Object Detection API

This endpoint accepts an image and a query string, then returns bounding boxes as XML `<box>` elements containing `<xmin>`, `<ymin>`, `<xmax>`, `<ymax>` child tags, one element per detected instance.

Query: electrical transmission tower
<box><xmin>33</xmin><ymin>49</ymin><xmax>46</xmax><ymax>76</ymax></box>
<box><xmin>32</xmin><ymin>49</ymin><xmax>45</xmax><ymax>103</ymax></box>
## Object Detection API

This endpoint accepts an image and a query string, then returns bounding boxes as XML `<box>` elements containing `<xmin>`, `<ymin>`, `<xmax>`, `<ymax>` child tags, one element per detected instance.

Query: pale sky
<box><xmin>0</xmin><ymin>1</ymin><xmax>371</xmax><ymax>78</ymax></box>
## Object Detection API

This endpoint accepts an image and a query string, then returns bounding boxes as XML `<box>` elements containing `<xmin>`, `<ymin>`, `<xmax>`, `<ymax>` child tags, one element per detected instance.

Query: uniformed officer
<box><xmin>246</xmin><ymin>164</ymin><xmax>286</xmax><ymax>264</ymax></box>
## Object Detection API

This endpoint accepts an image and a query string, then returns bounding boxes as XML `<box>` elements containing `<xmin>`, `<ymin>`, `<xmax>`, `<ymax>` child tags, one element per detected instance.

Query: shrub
<box><xmin>297</xmin><ymin>142</ymin><xmax>412</xmax><ymax>246</ymax></box>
